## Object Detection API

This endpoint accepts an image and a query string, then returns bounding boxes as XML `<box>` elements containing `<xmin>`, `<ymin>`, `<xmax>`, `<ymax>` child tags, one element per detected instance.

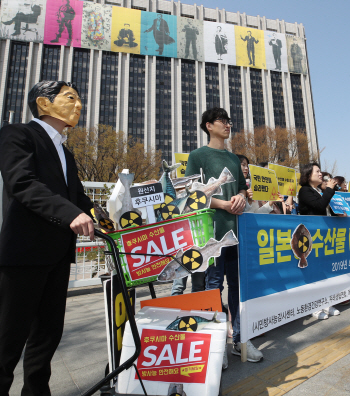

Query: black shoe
<box><xmin>51</xmin><ymin>38</ymin><xmax>59</xmax><ymax>43</ymax></box>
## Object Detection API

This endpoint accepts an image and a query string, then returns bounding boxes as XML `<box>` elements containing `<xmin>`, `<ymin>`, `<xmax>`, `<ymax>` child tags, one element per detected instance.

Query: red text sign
<box><xmin>136</xmin><ymin>329</ymin><xmax>211</xmax><ymax>383</ymax></box>
<box><xmin>121</xmin><ymin>219</ymin><xmax>194</xmax><ymax>281</ymax></box>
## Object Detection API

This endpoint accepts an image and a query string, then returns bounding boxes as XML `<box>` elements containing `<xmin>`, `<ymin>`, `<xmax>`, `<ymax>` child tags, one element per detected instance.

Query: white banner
<box><xmin>264</xmin><ymin>31</ymin><xmax>288</xmax><ymax>72</ymax></box>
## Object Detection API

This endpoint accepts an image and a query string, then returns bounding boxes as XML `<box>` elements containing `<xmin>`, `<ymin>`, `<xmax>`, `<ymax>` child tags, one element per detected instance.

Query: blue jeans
<box><xmin>206</xmin><ymin>245</ymin><xmax>240</xmax><ymax>343</ymax></box>
<box><xmin>171</xmin><ymin>272</ymin><xmax>206</xmax><ymax>295</ymax></box>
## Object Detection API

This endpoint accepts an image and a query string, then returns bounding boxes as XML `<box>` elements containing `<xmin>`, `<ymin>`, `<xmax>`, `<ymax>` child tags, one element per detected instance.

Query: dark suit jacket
<box><xmin>298</xmin><ymin>185</ymin><xmax>335</xmax><ymax>216</ymax></box>
<box><xmin>0</xmin><ymin>121</ymin><xmax>93</xmax><ymax>266</ymax></box>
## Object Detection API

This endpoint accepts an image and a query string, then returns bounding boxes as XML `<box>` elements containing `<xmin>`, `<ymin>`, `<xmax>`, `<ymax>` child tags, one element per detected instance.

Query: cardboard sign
<box><xmin>121</xmin><ymin>219</ymin><xmax>194</xmax><ymax>281</ymax></box>
<box><xmin>329</xmin><ymin>194</ymin><xmax>350</xmax><ymax>215</ymax></box>
<box><xmin>130</xmin><ymin>183</ymin><xmax>164</xmax><ymax>208</ymax></box>
<box><xmin>174</xmin><ymin>153</ymin><xmax>190</xmax><ymax>177</ymax></box>
<box><xmin>140</xmin><ymin>289</ymin><xmax>222</xmax><ymax>312</ymax></box>
<box><xmin>137</xmin><ymin>329</ymin><xmax>211</xmax><ymax>383</ymax></box>
<box><xmin>296</xmin><ymin>172</ymin><xmax>301</xmax><ymax>194</ymax></box>
<box><xmin>249</xmin><ymin>165</ymin><xmax>280</xmax><ymax>201</ymax></box>
<box><xmin>268</xmin><ymin>163</ymin><xmax>297</xmax><ymax>197</ymax></box>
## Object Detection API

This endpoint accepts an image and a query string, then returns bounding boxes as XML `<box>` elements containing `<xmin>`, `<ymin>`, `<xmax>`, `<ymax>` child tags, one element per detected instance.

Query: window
<box><xmin>99</xmin><ymin>52</ymin><xmax>118</xmax><ymax>126</ymax></box>
<box><xmin>250</xmin><ymin>69</ymin><xmax>265</xmax><ymax>127</ymax></box>
<box><xmin>228</xmin><ymin>66</ymin><xmax>244</xmax><ymax>134</ymax></box>
<box><xmin>72</xmin><ymin>48</ymin><xmax>90</xmax><ymax>127</ymax></box>
<box><xmin>271</xmin><ymin>71</ymin><xmax>286</xmax><ymax>128</ymax></box>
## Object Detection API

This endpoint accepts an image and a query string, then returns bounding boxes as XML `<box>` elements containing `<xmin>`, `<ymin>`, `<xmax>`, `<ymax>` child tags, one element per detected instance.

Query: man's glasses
<box><xmin>214</xmin><ymin>118</ymin><xmax>233</xmax><ymax>127</ymax></box>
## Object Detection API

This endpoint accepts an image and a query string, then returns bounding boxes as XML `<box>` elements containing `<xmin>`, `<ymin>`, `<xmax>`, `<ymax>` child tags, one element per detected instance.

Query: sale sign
<box><xmin>121</xmin><ymin>219</ymin><xmax>194</xmax><ymax>281</ymax></box>
<box><xmin>136</xmin><ymin>329</ymin><xmax>211</xmax><ymax>383</ymax></box>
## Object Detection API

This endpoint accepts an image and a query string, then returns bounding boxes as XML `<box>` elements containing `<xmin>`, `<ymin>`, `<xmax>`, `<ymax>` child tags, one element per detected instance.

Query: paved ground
<box><xmin>9</xmin><ymin>280</ymin><xmax>350</xmax><ymax>396</ymax></box>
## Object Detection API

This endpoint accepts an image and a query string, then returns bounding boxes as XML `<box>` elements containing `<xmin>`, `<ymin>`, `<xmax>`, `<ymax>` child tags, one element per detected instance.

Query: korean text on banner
<box><xmin>137</xmin><ymin>329</ymin><xmax>211</xmax><ymax>383</ymax></box>
<box><xmin>268</xmin><ymin>163</ymin><xmax>297</xmax><ymax>196</ymax></box>
<box><xmin>249</xmin><ymin>165</ymin><xmax>279</xmax><ymax>201</ymax></box>
<box><xmin>121</xmin><ymin>219</ymin><xmax>194</xmax><ymax>281</ymax></box>
<box><xmin>329</xmin><ymin>194</ymin><xmax>350</xmax><ymax>216</ymax></box>
<box><xmin>174</xmin><ymin>153</ymin><xmax>190</xmax><ymax>178</ymax></box>
<box><xmin>238</xmin><ymin>213</ymin><xmax>350</xmax><ymax>343</ymax></box>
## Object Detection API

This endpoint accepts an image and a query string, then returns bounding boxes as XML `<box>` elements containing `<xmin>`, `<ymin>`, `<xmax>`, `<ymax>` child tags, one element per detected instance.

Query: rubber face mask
<box><xmin>36</xmin><ymin>86</ymin><xmax>82</xmax><ymax>128</ymax></box>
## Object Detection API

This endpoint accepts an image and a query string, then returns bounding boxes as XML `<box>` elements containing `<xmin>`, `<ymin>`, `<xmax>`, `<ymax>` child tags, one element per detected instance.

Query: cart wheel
<box><xmin>161</xmin><ymin>203</ymin><xmax>180</xmax><ymax>220</ymax></box>
<box><xmin>186</xmin><ymin>190</ymin><xmax>207</xmax><ymax>211</ymax></box>
<box><xmin>119</xmin><ymin>211</ymin><xmax>142</xmax><ymax>229</ymax></box>
<box><xmin>181</xmin><ymin>248</ymin><xmax>203</xmax><ymax>271</ymax></box>
<box><xmin>178</xmin><ymin>316</ymin><xmax>198</xmax><ymax>332</ymax></box>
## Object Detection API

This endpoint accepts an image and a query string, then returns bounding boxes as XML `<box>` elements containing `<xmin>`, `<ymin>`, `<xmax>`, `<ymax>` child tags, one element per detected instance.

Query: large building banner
<box><xmin>235</xmin><ymin>26</ymin><xmax>266</xmax><ymax>69</ymax></box>
<box><xmin>111</xmin><ymin>7</ymin><xmax>141</xmax><ymax>54</ymax></box>
<box><xmin>0</xmin><ymin>0</ymin><xmax>46</xmax><ymax>43</ymax></box>
<box><xmin>286</xmin><ymin>35</ymin><xmax>307</xmax><ymax>74</ymax></box>
<box><xmin>44</xmin><ymin>0</ymin><xmax>83</xmax><ymax>48</ymax></box>
<box><xmin>238</xmin><ymin>213</ymin><xmax>350</xmax><ymax>343</ymax></box>
<box><xmin>203</xmin><ymin>21</ymin><xmax>236</xmax><ymax>65</ymax></box>
<box><xmin>264</xmin><ymin>31</ymin><xmax>288</xmax><ymax>72</ymax></box>
<box><xmin>81</xmin><ymin>2</ymin><xmax>112</xmax><ymax>51</ymax></box>
<box><xmin>177</xmin><ymin>17</ymin><xmax>204</xmax><ymax>62</ymax></box>
<box><xmin>140</xmin><ymin>12</ymin><xmax>177</xmax><ymax>58</ymax></box>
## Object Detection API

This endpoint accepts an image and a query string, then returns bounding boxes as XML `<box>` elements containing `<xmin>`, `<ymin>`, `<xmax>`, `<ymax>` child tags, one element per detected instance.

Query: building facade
<box><xmin>0</xmin><ymin>0</ymin><xmax>318</xmax><ymax>163</ymax></box>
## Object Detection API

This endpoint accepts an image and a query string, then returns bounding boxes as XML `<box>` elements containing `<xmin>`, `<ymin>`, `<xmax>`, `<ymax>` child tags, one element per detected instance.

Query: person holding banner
<box><xmin>298</xmin><ymin>163</ymin><xmax>341</xmax><ymax>319</ymax></box>
<box><xmin>174</xmin><ymin>108</ymin><xmax>263</xmax><ymax>363</ymax></box>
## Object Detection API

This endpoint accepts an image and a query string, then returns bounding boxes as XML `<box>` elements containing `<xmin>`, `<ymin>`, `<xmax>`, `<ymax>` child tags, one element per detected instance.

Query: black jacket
<box><xmin>0</xmin><ymin>121</ymin><xmax>93</xmax><ymax>266</ymax></box>
<box><xmin>298</xmin><ymin>185</ymin><xmax>335</xmax><ymax>216</ymax></box>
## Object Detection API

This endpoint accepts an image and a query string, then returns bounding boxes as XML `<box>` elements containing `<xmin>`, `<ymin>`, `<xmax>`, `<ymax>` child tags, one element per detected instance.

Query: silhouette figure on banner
<box><xmin>50</xmin><ymin>0</ymin><xmax>75</xmax><ymax>46</ymax></box>
<box><xmin>114</xmin><ymin>23</ymin><xmax>138</xmax><ymax>48</ymax></box>
<box><xmin>240</xmin><ymin>31</ymin><xmax>259</xmax><ymax>66</ymax></box>
<box><xmin>2</xmin><ymin>4</ymin><xmax>41</xmax><ymax>36</ymax></box>
<box><xmin>269</xmin><ymin>33</ymin><xmax>282</xmax><ymax>70</ymax></box>
<box><xmin>290</xmin><ymin>37</ymin><xmax>303</xmax><ymax>73</ymax></box>
<box><xmin>144</xmin><ymin>14</ymin><xmax>175</xmax><ymax>55</ymax></box>
<box><xmin>215</xmin><ymin>26</ymin><xmax>228</xmax><ymax>60</ymax></box>
<box><xmin>182</xmin><ymin>20</ymin><xmax>199</xmax><ymax>59</ymax></box>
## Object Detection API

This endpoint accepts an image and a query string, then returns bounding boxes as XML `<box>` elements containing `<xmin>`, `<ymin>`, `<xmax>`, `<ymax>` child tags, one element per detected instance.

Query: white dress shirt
<box><xmin>33</xmin><ymin>118</ymin><xmax>68</xmax><ymax>184</ymax></box>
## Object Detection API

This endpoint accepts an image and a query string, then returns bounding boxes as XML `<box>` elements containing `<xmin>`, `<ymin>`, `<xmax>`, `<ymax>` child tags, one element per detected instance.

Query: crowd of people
<box><xmin>171</xmin><ymin>106</ymin><xmax>349</xmax><ymax>368</ymax></box>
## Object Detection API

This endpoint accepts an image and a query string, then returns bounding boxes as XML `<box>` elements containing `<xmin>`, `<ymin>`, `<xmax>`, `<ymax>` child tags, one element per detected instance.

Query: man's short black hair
<box><xmin>258</xmin><ymin>162</ymin><xmax>268</xmax><ymax>168</ymax></box>
<box><xmin>28</xmin><ymin>80</ymin><xmax>79</xmax><ymax>119</ymax></box>
<box><xmin>200</xmin><ymin>107</ymin><xmax>230</xmax><ymax>136</ymax></box>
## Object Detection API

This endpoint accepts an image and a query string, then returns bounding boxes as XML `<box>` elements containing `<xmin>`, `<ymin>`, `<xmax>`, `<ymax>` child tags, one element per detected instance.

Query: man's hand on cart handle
<box><xmin>70</xmin><ymin>213</ymin><xmax>95</xmax><ymax>241</ymax></box>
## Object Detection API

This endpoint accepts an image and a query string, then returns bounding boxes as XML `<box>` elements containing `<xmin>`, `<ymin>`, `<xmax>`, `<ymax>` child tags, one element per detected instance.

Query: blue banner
<box><xmin>329</xmin><ymin>194</ymin><xmax>350</xmax><ymax>215</ymax></box>
<box><xmin>238</xmin><ymin>213</ymin><xmax>350</xmax><ymax>341</ymax></box>
<box><xmin>140</xmin><ymin>12</ymin><xmax>177</xmax><ymax>58</ymax></box>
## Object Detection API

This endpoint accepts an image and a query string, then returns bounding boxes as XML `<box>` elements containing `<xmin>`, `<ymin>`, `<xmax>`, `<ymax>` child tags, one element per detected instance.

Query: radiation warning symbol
<box><xmin>270</xmin><ymin>187</ymin><xmax>279</xmax><ymax>200</ymax></box>
<box><xmin>154</xmin><ymin>193</ymin><xmax>174</xmax><ymax>215</ymax></box>
<box><xmin>181</xmin><ymin>248</ymin><xmax>203</xmax><ymax>271</ymax></box>
<box><xmin>298</xmin><ymin>235</ymin><xmax>309</xmax><ymax>253</ymax></box>
<box><xmin>161</xmin><ymin>203</ymin><xmax>180</xmax><ymax>220</ymax></box>
<box><xmin>99</xmin><ymin>218</ymin><xmax>115</xmax><ymax>231</ymax></box>
<box><xmin>186</xmin><ymin>190</ymin><xmax>207</xmax><ymax>211</ymax></box>
<box><xmin>178</xmin><ymin>316</ymin><xmax>198</xmax><ymax>332</ymax></box>
<box><xmin>119</xmin><ymin>211</ymin><xmax>142</xmax><ymax>229</ymax></box>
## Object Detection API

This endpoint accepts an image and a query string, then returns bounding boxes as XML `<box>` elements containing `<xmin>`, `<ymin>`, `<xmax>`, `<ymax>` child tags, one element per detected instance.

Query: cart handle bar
<box><xmin>82</xmin><ymin>229</ymin><xmax>147</xmax><ymax>396</ymax></box>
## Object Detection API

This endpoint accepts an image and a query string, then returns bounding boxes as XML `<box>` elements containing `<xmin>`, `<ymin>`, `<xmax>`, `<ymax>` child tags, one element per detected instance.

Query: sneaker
<box><xmin>323</xmin><ymin>306</ymin><xmax>340</xmax><ymax>316</ymax></box>
<box><xmin>231</xmin><ymin>340</ymin><xmax>263</xmax><ymax>363</ymax></box>
<box><xmin>312</xmin><ymin>310</ymin><xmax>328</xmax><ymax>320</ymax></box>
<box><xmin>222</xmin><ymin>344</ymin><xmax>228</xmax><ymax>370</ymax></box>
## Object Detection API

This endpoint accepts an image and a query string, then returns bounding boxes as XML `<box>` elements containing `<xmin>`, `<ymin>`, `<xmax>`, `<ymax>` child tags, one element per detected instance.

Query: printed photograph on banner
<box><xmin>0</xmin><ymin>0</ymin><xmax>46</xmax><ymax>42</ymax></box>
<box><xmin>140</xmin><ymin>12</ymin><xmax>177</xmax><ymax>58</ymax></box>
<box><xmin>235</xmin><ymin>26</ymin><xmax>266</xmax><ymax>69</ymax></box>
<box><xmin>249</xmin><ymin>164</ymin><xmax>280</xmax><ymax>201</ymax></box>
<box><xmin>264</xmin><ymin>31</ymin><xmax>288</xmax><ymax>72</ymax></box>
<box><xmin>177</xmin><ymin>17</ymin><xmax>204</xmax><ymax>62</ymax></box>
<box><xmin>203</xmin><ymin>21</ymin><xmax>236</xmax><ymax>65</ymax></box>
<box><xmin>111</xmin><ymin>7</ymin><xmax>141</xmax><ymax>54</ymax></box>
<box><xmin>286</xmin><ymin>35</ymin><xmax>307</xmax><ymax>74</ymax></box>
<box><xmin>44</xmin><ymin>0</ymin><xmax>83</xmax><ymax>47</ymax></box>
<box><xmin>174</xmin><ymin>153</ymin><xmax>190</xmax><ymax>177</ymax></box>
<box><xmin>81</xmin><ymin>2</ymin><xmax>112</xmax><ymax>51</ymax></box>
<box><xmin>268</xmin><ymin>163</ymin><xmax>297</xmax><ymax>196</ymax></box>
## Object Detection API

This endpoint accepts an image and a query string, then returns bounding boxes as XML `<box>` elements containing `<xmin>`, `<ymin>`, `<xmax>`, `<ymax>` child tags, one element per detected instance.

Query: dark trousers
<box><xmin>0</xmin><ymin>259</ymin><xmax>71</xmax><ymax>396</ymax></box>
<box><xmin>205</xmin><ymin>245</ymin><xmax>240</xmax><ymax>343</ymax></box>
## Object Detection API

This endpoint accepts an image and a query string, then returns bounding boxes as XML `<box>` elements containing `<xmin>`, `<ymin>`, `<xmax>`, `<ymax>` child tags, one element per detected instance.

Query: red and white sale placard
<box><xmin>136</xmin><ymin>329</ymin><xmax>211</xmax><ymax>383</ymax></box>
<box><xmin>121</xmin><ymin>219</ymin><xmax>194</xmax><ymax>281</ymax></box>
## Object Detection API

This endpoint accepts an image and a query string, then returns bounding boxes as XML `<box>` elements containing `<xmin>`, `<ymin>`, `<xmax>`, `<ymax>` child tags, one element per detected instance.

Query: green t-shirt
<box><xmin>185</xmin><ymin>145</ymin><xmax>247</xmax><ymax>239</ymax></box>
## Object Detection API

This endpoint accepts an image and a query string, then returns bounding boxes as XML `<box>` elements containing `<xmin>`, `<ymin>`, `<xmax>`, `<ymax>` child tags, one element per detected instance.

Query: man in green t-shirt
<box><xmin>173</xmin><ymin>107</ymin><xmax>263</xmax><ymax>363</ymax></box>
